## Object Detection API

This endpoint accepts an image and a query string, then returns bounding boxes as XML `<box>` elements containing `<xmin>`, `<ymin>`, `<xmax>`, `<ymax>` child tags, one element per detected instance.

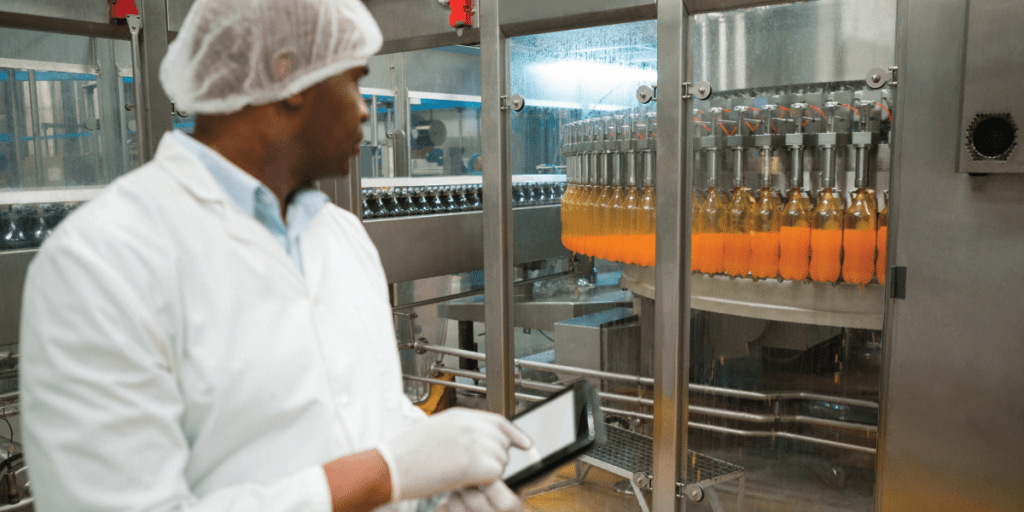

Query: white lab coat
<box><xmin>19</xmin><ymin>134</ymin><xmax>427</xmax><ymax>512</ymax></box>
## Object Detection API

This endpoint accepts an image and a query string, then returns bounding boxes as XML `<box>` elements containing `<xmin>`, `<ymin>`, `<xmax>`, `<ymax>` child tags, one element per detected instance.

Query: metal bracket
<box><xmin>866</xmin><ymin>66</ymin><xmax>897</xmax><ymax>89</ymax></box>
<box><xmin>685</xmin><ymin>81</ymin><xmax>713</xmax><ymax>101</ymax></box>
<box><xmin>501</xmin><ymin>94</ymin><xmax>525</xmax><ymax>112</ymax></box>
<box><xmin>684</xmin><ymin>483</ymin><xmax>705</xmax><ymax>502</ymax></box>
<box><xmin>637</xmin><ymin>85</ymin><xmax>657</xmax><ymax>104</ymax></box>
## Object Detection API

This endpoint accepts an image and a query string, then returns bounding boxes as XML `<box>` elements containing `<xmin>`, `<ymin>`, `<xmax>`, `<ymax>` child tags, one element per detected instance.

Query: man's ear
<box><xmin>281</xmin><ymin>91</ymin><xmax>306</xmax><ymax>111</ymax></box>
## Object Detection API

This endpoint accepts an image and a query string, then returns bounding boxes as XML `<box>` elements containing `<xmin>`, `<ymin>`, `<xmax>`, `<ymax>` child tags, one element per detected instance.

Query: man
<box><xmin>19</xmin><ymin>1</ymin><xmax>531</xmax><ymax>511</ymax></box>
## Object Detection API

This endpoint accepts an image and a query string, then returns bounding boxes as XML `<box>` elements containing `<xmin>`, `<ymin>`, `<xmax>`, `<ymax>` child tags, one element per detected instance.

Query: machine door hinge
<box><xmin>500</xmin><ymin>95</ymin><xmax>525</xmax><ymax>112</ymax></box>
<box><xmin>684</xmin><ymin>80</ymin><xmax>713</xmax><ymax>101</ymax></box>
<box><xmin>890</xmin><ymin>266</ymin><xmax>907</xmax><ymax>299</ymax></box>
<box><xmin>866</xmin><ymin>66</ymin><xmax>898</xmax><ymax>89</ymax></box>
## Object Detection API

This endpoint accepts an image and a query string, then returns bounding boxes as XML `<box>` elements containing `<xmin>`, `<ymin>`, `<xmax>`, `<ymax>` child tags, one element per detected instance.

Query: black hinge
<box><xmin>890</xmin><ymin>266</ymin><xmax>907</xmax><ymax>299</ymax></box>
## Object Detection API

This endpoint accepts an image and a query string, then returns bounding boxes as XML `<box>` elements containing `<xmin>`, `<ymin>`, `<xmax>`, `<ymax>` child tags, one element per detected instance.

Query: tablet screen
<box><xmin>502</xmin><ymin>391</ymin><xmax>577</xmax><ymax>479</ymax></box>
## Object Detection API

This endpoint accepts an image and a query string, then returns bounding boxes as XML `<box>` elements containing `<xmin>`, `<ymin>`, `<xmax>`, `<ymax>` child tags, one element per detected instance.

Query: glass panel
<box><xmin>359</xmin><ymin>47</ymin><xmax>488</xmax><ymax>222</ymax></box>
<box><xmin>683</xmin><ymin>0</ymin><xmax>895</xmax><ymax>510</ymax></box>
<box><xmin>1</xmin><ymin>28</ymin><xmax>139</xmax><ymax>250</ymax></box>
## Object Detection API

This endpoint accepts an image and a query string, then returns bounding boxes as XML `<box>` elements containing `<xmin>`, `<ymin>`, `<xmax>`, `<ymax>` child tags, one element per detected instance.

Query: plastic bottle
<box><xmin>560</xmin><ymin>122</ymin><xmax>579</xmax><ymax>252</ymax></box>
<box><xmin>876</xmin><ymin>191</ymin><xmax>888</xmax><ymax>285</ymax></box>
<box><xmin>779</xmin><ymin>188</ymin><xmax>812</xmax><ymax>280</ymax></box>
<box><xmin>724</xmin><ymin>146</ymin><xmax>755</xmax><ymax>277</ymax></box>
<box><xmin>842</xmin><ymin>188</ymin><xmax>877</xmax><ymax>285</ymax></box>
<box><xmin>809</xmin><ymin>188</ymin><xmax>843</xmax><ymax>283</ymax></box>
<box><xmin>750</xmin><ymin>186</ymin><xmax>782</xmax><ymax>279</ymax></box>
<box><xmin>636</xmin><ymin>169</ymin><xmax>656</xmax><ymax>267</ymax></box>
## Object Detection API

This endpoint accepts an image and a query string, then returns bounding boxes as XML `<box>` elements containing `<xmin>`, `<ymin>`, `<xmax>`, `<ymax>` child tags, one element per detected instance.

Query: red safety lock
<box><xmin>111</xmin><ymin>0</ymin><xmax>140</xmax><ymax>21</ymax></box>
<box><xmin>449</xmin><ymin>0</ymin><xmax>472</xmax><ymax>29</ymax></box>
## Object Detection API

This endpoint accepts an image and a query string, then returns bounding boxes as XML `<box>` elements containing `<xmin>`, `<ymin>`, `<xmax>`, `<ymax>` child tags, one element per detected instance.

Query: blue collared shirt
<box><xmin>174</xmin><ymin>131</ymin><xmax>329</xmax><ymax>274</ymax></box>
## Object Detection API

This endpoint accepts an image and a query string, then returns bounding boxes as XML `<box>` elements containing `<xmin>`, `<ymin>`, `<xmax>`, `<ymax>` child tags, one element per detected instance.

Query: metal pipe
<box><xmin>789</xmin><ymin>145</ymin><xmax>804</xmax><ymax>189</ymax></box>
<box><xmin>689</xmin><ymin>422</ymin><xmax>876</xmax><ymax>455</ymax></box>
<box><xmin>705</xmin><ymin>148</ymin><xmax>718</xmax><ymax>187</ymax></box>
<box><xmin>411</xmin><ymin>341</ymin><xmax>880</xmax><ymax>409</ymax></box>
<box><xmin>821</xmin><ymin>146</ymin><xmax>837</xmax><ymax>188</ymax></box>
<box><xmin>732</xmin><ymin>148</ymin><xmax>745</xmax><ymax>188</ymax></box>
<box><xmin>403</xmin><ymin>374</ymin><xmax>654</xmax><ymax>423</ymax></box>
<box><xmin>434</xmin><ymin>366</ymin><xmax>875</xmax><ymax>434</ymax></box>
<box><xmin>760</xmin><ymin>147</ymin><xmax>773</xmax><ymax>188</ymax></box>
<box><xmin>855</xmin><ymin>145</ymin><xmax>869</xmax><ymax>188</ymax></box>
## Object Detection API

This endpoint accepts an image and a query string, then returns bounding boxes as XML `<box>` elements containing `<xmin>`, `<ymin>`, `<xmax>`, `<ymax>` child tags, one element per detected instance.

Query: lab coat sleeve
<box><xmin>19</xmin><ymin>228</ymin><xmax>333</xmax><ymax>512</ymax></box>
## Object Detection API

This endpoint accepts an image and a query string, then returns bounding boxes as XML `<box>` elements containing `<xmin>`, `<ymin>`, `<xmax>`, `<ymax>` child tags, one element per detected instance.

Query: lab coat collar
<box><xmin>152</xmin><ymin>133</ymin><xmax>308</xmax><ymax>286</ymax></box>
<box><xmin>153</xmin><ymin>132</ymin><xmax>235</xmax><ymax>206</ymax></box>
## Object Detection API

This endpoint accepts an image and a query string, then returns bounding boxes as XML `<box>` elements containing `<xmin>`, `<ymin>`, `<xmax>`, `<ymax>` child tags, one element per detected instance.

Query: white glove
<box><xmin>437</xmin><ymin>482</ymin><xmax>524</xmax><ymax>512</ymax></box>
<box><xmin>376</xmin><ymin>408</ymin><xmax>533</xmax><ymax>502</ymax></box>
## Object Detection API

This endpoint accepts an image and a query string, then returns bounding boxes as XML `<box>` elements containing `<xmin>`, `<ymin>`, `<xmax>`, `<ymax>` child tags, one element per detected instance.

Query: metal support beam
<box><xmin>26</xmin><ymin>71</ymin><xmax>46</xmax><ymax>187</ymax></box>
<box><xmin>652</xmin><ymin>1</ymin><xmax>690</xmax><ymax>511</ymax></box>
<box><xmin>95</xmin><ymin>39</ymin><xmax>128</xmax><ymax>183</ymax></box>
<box><xmin>390</xmin><ymin>54</ymin><xmax>411</xmax><ymax>177</ymax></box>
<box><xmin>136</xmin><ymin>0</ymin><xmax>173</xmax><ymax>161</ymax></box>
<box><xmin>480</xmin><ymin>0</ymin><xmax>515</xmax><ymax>417</ymax></box>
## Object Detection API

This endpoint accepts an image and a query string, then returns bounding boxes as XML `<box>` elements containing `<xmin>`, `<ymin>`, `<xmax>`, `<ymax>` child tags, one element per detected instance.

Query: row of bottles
<box><xmin>361</xmin><ymin>182</ymin><xmax>565</xmax><ymax>220</ymax></box>
<box><xmin>560</xmin><ymin>114</ymin><xmax>658</xmax><ymax>267</ymax></box>
<box><xmin>1</xmin><ymin>203</ymin><xmax>79</xmax><ymax>251</ymax></box>
<box><xmin>693</xmin><ymin>185</ymin><xmax>888</xmax><ymax>285</ymax></box>
<box><xmin>559</xmin><ymin>98</ymin><xmax>891</xmax><ymax>286</ymax></box>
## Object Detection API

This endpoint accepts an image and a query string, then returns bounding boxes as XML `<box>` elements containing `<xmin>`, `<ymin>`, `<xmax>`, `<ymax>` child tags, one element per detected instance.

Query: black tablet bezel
<box><xmin>503</xmin><ymin>380</ymin><xmax>606</xmax><ymax>491</ymax></box>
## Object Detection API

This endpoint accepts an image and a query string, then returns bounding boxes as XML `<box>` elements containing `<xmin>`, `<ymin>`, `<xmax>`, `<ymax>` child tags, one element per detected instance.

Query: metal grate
<box><xmin>584</xmin><ymin>425</ymin><xmax>744</xmax><ymax>485</ymax></box>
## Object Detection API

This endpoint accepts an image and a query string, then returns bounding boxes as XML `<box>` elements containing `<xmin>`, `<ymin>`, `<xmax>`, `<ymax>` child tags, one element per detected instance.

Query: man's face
<box><xmin>298</xmin><ymin>66</ymin><xmax>369</xmax><ymax>180</ymax></box>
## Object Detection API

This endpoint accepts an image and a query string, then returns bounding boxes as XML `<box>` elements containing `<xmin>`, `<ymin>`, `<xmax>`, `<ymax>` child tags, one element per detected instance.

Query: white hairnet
<box><xmin>160</xmin><ymin>0</ymin><xmax>383</xmax><ymax>115</ymax></box>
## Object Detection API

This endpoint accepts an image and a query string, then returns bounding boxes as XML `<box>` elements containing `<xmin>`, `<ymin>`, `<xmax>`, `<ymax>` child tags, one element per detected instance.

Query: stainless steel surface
<box><xmin>0</xmin><ymin>251</ymin><xmax>35</xmax><ymax>348</ymax></box>
<box><xmin>498</xmin><ymin>0</ymin><xmax>655</xmax><ymax>37</ymax></box>
<box><xmin>877</xmin><ymin>0</ymin><xmax>1024</xmax><ymax>509</ymax></box>
<box><xmin>690</xmin><ymin>0</ymin><xmax>896</xmax><ymax>91</ymax></box>
<box><xmin>166</xmin><ymin>0</ymin><xmax>197</xmax><ymax>33</ymax></box>
<box><xmin>137</xmin><ymin>0</ymin><xmax>172</xmax><ymax>162</ymax></box>
<box><xmin>956</xmin><ymin>0</ymin><xmax>1024</xmax><ymax>174</ymax></box>
<box><xmin>620</xmin><ymin>264</ymin><xmax>885</xmax><ymax>330</ymax></box>
<box><xmin>393</xmin><ymin>269</ymin><xmax>574</xmax><ymax>311</ymax></box>
<box><xmin>653</xmin><ymin>3</ymin><xmax>689</xmax><ymax>511</ymax></box>
<box><xmin>480</xmin><ymin>0</ymin><xmax>515</xmax><ymax>417</ymax></box>
<box><xmin>363</xmin><ymin>205</ymin><xmax>569</xmax><ymax>284</ymax></box>
<box><xmin>441</xmin><ymin>290</ymin><xmax>632</xmax><ymax>331</ymax></box>
<box><xmin>366</xmin><ymin>0</ymin><xmax>480</xmax><ymax>54</ymax></box>
<box><xmin>553</xmin><ymin>308</ymin><xmax>636</xmax><ymax>372</ymax></box>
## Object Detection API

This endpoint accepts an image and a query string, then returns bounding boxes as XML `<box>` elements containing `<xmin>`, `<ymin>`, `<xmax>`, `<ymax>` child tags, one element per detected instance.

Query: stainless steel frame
<box><xmin>652</xmin><ymin>2</ymin><xmax>690</xmax><ymax>510</ymax></box>
<box><xmin>480</xmin><ymin>0</ymin><xmax>516</xmax><ymax>417</ymax></box>
<box><xmin>877</xmin><ymin>0</ymin><xmax>1024</xmax><ymax>510</ymax></box>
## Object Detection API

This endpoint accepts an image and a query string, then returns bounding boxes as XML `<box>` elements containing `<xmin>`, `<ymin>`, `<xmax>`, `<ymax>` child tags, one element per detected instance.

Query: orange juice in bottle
<box><xmin>809</xmin><ymin>187</ymin><xmax>843</xmax><ymax>283</ymax></box>
<box><xmin>581</xmin><ymin>118</ymin><xmax>602</xmax><ymax>256</ymax></box>
<box><xmin>618</xmin><ymin>126</ymin><xmax>641</xmax><ymax>265</ymax></box>
<box><xmin>779</xmin><ymin>187</ymin><xmax>812</xmax><ymax>281</ymax></box>
<box><xmin>636</xmin><ymin>115</ymin><xmax>657</xmax><ymax>267</ymax></box>
<box><xmin>698</xmin><ymin>147</ymin><xmax>727</xmax><ymax>274</ymax></box>
<box><xmin>560</xmin><ymin>121</ymin><xmax>580</xmax><ymax>252</ymax></box>
<box><xmin>876</xmin><ymin>191</ymin><xmax>888</xmax><ymax>285</ymax></box>
<box><xmin>594</xmin><ymin>121</ymin><xmax>615</xmax><ymax>261</ymax></box>
<box><xmin>724</xmin><ymin>145</ymin><xmax>755</xmax><ymax>277</ymax></box>
<box><xmin>842</xmin><ymin>187</ymin><xmax>877</xmax><ymax>286</ymax></box>
<box><xmin>750</xmin><ymin>181</ymin><xmax>781</xmax><ymax>279</ymax></box>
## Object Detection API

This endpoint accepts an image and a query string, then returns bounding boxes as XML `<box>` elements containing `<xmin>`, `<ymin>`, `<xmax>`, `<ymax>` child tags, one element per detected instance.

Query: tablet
<box><xmin>502</xmin><ymin>380</ymin><xmax>606</xmax><ymax>490</ymax></box>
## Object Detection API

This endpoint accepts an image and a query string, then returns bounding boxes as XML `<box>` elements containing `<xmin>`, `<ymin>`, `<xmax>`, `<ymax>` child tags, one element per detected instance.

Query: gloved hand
<box><xmin>376</xmin><ymin>408</ymin><xmax>532</xmax><ymax>502</ymax></box>
<box><xmin>437</xmin><ymin>482</ymin><xmax>524</xmax><ymax>512</ymax></box>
